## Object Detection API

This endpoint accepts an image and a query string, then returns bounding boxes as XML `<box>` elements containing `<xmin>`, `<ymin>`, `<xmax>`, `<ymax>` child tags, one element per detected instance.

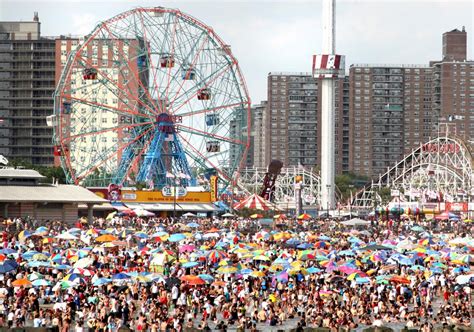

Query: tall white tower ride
<box><xmin>313</xmin><ymin>0</ymin><xmax>345</xmax><ymax>213</ymax></box>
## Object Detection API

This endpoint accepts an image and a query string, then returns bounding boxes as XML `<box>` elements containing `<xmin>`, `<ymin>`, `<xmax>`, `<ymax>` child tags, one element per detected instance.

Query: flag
<box><xmin>166</xmin><ymin>172</ymin><xmax>175</xmax><ymax>178</ymax></box>
<box><xmin>164</xmin><ymin>134</ymin><xmax>174</xmax><ymax>141</ymax></box>
<box><xmin>444</xmin><ymin>193</ymin><xmax>454</xmax><ymax>203</ymax></box>
<box><xmin>147</xmin><ymin>178</ymin><xmax>154</xmax><ymax>190</ymax></box>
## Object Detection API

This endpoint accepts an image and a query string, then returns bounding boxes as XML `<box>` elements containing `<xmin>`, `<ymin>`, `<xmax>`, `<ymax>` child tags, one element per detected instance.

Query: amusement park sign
<box><xmin>421</xmin><ymin>143</ymin><xmax>460</xmax><ymax>154</ymax></box>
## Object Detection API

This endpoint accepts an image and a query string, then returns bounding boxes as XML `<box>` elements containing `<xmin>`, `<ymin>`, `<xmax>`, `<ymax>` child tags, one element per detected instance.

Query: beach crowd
<box><xmin>0</xmin><ymin>214</ymin><xmax>471</xmax><ymax>331</ymax></box>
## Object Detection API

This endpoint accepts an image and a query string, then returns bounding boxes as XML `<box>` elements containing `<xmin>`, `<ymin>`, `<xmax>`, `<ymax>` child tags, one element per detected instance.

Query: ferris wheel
<box><xmin>51</xmin><ymin>7</ymin><xmax>251</xmax><ymax>189</ymax></box>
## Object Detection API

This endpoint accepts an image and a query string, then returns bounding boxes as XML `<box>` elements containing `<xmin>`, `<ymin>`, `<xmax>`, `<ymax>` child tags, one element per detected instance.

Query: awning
<box><xmin>124</xmin><ymin>202</ymin><xmax>218</xmax><ymax>212</ymax></box>
<box><xmin>110</xmin><ymin>202</ymin><xmax>128</xmax><ymax>211</ymax></box>
<box><xmin>78</xmin><ymin>203</ymin><xmax>115</xmax><ymax>210</ymax></box>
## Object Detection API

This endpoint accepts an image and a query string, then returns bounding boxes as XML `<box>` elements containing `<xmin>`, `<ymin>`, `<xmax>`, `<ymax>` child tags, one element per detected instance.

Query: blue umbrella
<box><xmin>239</xmin><ymin>269</ymin><xmax>253</xmax><ymax>275</ymax></box>
<box><xmin>410</xmin><ymin>265</ymin><xmax>426</xmax><ymax>271</ymax></box>
<box><xmin>168</xmin><ymin>233</ymin><xmax>186</xmax><ymax>242</ymax></box>
<box><xmin>348</xmin><ymin>237</ymin><xmax>363</xmax><ymax>243</ymax></box>
<box><xmin>297</xmin><ymin>243</ymin><xmax>313</xmax><ymax>250</ymax></box>
<box><xmin>0</xmin><ymin>260</ymin><xmax>18</xmax><ymax>273</ymax></box>
<box><xmin>339</xmin><ymin>250</ymin><xmax>355</xmax><ymax>256</ymax></box>
<box><xmin>187</xmin><ymin>223</ymin><xmax>200</xmax><ymax>228</ymax></box>
<box><xmin>27</xmin><ymin>261</ymin><xmax>51</xmax><ymax>268</ymax></box>
<box><xmin>22</xmin><ymin>251</ymin><xmax>40</xmax><ymax>260</ymax></box>
<box><xmin>273</xmin><ymin>258</ymin><xmax>289</xmax><ymax>265</ymax></box>
<box><xmin>198</xmin><ymin>274</ymin><xmax>215</xmax><ymax>281</ymax></box>
<box><xmin>214</xmin><ymin>241</ymin><xmax>229</xmax><ymax>248</ymax></box>
<box><xmin>318</xmin><ymin>235</ymin><xmax>331</xmax><ymax>241</ymax></box>
<box><xmin>32</xmin><ymin>279</ymin><xmax>51</xmax><ymax>287</ymax></box>
<box><xmin>0</xmin><ymin>248</ymin><xmax>16</xmax><ymax>255</ymax></box>
<box><xmin>411</xmin><ymin>226</ymin><xmax>424</xmax><ymax>232</ymax></box>
<box><xmin>355</xmin><ymin>277</ymin><xmax>370</xmax><ymax>284</ymax></box>
<box><xmin>430</xmin><ymin>267</ymin><xmax>443</xmax><ymax>274</ymax></box>
<box><xmin>54</xmin><ymin>264</ymin><xmax>72</xmax><ymax>270</ymax></box>
<box><xmin>390</xmin><ymin>254</ymin><xmax>413</xmax><ymax>266</ymax></box>
<box><xmin>34</xmin><ymin>226</ymin><xmax>49</xmax><ymax>235</ymax></box>
<box><xmin>306</xmin><ymin>267</ymin><xmax>322</xmax><ymax>274</ymax></box>
<box><xmin>182</xmin><ymin>261</ymin><xmax>199</xmax><ymax>268</ymax></box>
<box><xmin>453</xmin><ymin>266</ymin><xmax>469</xmax><ymax>273</ymax></box>
<box><xmin>275</xmin><ymin>271</ymin><xmax>289</xmax><ymax>283</ymax></box>
<box><xmin>93</xmin><ymin>278</ymin><xmax>112</xmax><ymax>286</ymax></box>
<box><xmin>286</xmin><ymin>238</ymin><xmax>301</xmax><ymax>246</ymax></box>
<box><xmin>112</xmin><ymin>273</ymin><xmax>130</xmax><ymax>280</ymax></box>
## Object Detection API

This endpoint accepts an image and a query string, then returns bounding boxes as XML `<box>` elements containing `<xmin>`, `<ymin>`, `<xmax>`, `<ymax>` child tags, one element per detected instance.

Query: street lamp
<box><xmin>295</xmin><ymin>175</ymin><xmax>303</xmax><ymax>217</ymax></box>
<box><xmin>326</xmin><ymin>184</ymin><xmax>331</xmax><ymax>218</ymax></box>
<box><xmin>348</xmin><ymin>184</ymin><xmax>354</xmax><ymax>217</ymax></box>
<box><xmin>173</xmin><ymin>177</ymin><xmax>177</xmax><ymax>219</ymax></box>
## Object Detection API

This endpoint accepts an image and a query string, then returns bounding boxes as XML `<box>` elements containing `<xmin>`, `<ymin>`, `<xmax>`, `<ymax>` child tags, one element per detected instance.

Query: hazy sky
<box><xmin>1</xmin><ymin>0</ymin><xmax>473</xmax><ymax>103</ymax></box>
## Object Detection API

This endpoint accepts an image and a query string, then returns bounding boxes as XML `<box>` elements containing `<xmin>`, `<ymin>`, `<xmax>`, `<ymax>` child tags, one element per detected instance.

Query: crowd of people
<box><xmin>0</xmin><ymin>213</ymin><xmax>471</xmax><ymax>331</ymax></box>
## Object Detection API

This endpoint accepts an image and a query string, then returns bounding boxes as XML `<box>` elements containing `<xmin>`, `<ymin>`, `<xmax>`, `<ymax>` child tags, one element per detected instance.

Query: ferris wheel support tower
<box><xmin>313</xmin><ymin>0</ymin><xmax>345</xmax><ymax>212</ymax></box>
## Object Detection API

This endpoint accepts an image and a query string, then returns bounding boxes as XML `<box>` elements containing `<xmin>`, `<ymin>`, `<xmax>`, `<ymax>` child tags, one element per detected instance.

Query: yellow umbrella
<box><xmin>290</xmin><ymin>261</ymin><xmax>303</xmax><ymax>268</ymax></box>
<box><xmin>218</xmin><ymin>259</ymin><xmax>231</xmax><ymax>266</ymax></box>
<box><xmin>253</xmin><ymin>255</ymin><xmax>270</xmax><ymax>261</ymax></box>
<box><xmin>273</xmin><ymin>232</ymin><xmax>292</xmax><ymax>241</ymax></box>
<box><xmin>268</xmin><ymin>265</ymin><xmax>284</xmax><ymax>272</ymax></box>
<box><xmin>32</xmin><ymin>253</ymin><xmax>49</xmax><ymax>261</ymax></box>
<box><xmin>217</xmin><ymin>266</ymin><xmax>238</xmax><ymax>274</ymax></box>
<box><xmin>250</xmin><ymin>270</ymin><xmax>265</xmax><ymax>277</ymax></box>
<box><xmin>85</xmin><ymin>229</ymin><xmax>100</xmax><ymax>236</ymax></box>
<box><xmin>233</xmin><ymin>248</ymin><xmax>249</xmax><ymax>254</ymax></box>
<box><xmin>106</xmin><ymin>211</ymin><xmax>117</xmax><ymax>220</ymax></box>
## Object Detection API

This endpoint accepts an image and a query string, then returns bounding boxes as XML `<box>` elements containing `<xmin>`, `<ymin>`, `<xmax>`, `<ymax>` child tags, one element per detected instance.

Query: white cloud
<box><xmin>71</xmin><ymin>13</ymin><xmax>99</xmax><ymax>36</ymax></box>
<box><xmin>1</xmin><ymin>0</ymin><xmax>473</xmax><ymax>102</ymax></box>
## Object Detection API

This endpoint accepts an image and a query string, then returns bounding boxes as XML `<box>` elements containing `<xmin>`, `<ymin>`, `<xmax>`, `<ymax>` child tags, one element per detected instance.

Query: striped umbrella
<box><xmin>233</xmin><ymin>194</ymin><xmax>277</xmax><ymax>211</ymax></box>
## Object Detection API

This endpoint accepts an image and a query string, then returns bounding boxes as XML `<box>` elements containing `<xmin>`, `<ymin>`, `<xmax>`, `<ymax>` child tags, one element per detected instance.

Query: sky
<box><xmin>1</xmin><ymin>0</ymin><xmax>473</xmax><ymax>103</ymax></box>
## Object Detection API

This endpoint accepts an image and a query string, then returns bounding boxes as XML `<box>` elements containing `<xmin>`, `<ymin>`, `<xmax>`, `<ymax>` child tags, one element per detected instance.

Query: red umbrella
<box><xmin>119</xmin><ymin>209</ymin><xmax>136</xmax><ymax>216</ymax></box>
<box><xmin>180</xmin><ymin>275</ymin><xmax>205</xmax><ymax>285</ymax></box>
<box><xmin>233</xmin><ymin>194</ymin><xmax>277</xmax><ymax>211</ymax></box>
<box><xmin>390</xmin><ymin>275</ymin><xmax>410</xmax><ymax>284</ymax></box>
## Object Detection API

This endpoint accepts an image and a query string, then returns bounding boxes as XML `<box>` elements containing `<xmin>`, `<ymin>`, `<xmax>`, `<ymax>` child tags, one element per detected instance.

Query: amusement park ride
<box><xmin>46</xmin><ymin>5</ymin><xmax>474</xmax><ymax>215</ymax></box>
<box><xmin>49</xmin><ymin>7</ymin><xmax>251</xmax><ymax>201</ymax></box>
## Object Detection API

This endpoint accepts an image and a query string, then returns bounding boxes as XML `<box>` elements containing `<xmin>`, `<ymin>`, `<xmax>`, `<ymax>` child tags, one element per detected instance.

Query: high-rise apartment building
<box><xmin>349</xmin><ymin>64</ymin><xmax>434</xmax><ymax>177</ymax></box>
<box><xmin>261</xmin><ymin>72</ymin><xmax>349</xmax><ymax>173</ymax></box>
<box><xmin>0</xmin><ymin>14</ymin><xmax>56</xmax><ymax>166</ymax></box>
<box><xmin>431</xmin><ymin>28</ymin><xmax>474</xmax><ymax>141</ymax></box>
<box><xmin>333</xmin><ymin>77</ymin><xmax>350</xmax><ymax>174</ymax></box>
<box><xmin>265</xmin><ymin>72</ymin><xmax>318</xmax><ymax>168</ymax></box>
<box><xmin>54</xmin><ymin>37</ymin><xmax>143</xmax><ymax>171</ymax></box>
<box><xmin>251</xmin><ymin>101</ymin><xmax>267</xmax><ymax>168</ymax></box>
<box><xmin>442</xmin><ymin>27</ymin><xmax>467</xmax><ymax>61</ymax></box>
<box><xmin>349</xmin><ymin>28</ymin><xmax>473</xmax><ymax>178</ymax></box>
<box><xmin>229</xmin><ymin>106</ymin><xmax>252</xmax><ymax>169</ymax></box>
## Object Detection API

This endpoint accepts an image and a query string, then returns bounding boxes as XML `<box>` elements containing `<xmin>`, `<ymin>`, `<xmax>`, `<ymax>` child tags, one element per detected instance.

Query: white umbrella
<box><xmin>55</xmin><ymin>233</ymin><xmax>78</xmax><ymax>240</ymax></box>
<box><xmin>221</xmin><ymin>213</ymin><xmax>235</xmax><ymax>218</ymax></box>
<box><xmin>133</xmin><ymin>208</ymin><xmax>155</xmax><ymax>217</ymax></box>
<box><xmin>340</xmin><ymin>218</ymin><xmax>370</xmax><ymax>226</ymax></box>
<box><xmin>203</xmin><ymin>232</ymin><xmax>220</xmax><ymax>239</ymax></box>
<box><xmin>73</xmin><ymin>257</ymin><xmax>94</xmax><ymax>269</ymax></box>
<box><xmin>183</xmin><ymin>212</ymin><xmax>197</xmax><ymax>217</ymax></box>
<box><xmin>455</xmin><ymin>273</ymin><xmax>474</xmax><ymax>285</ymax></box>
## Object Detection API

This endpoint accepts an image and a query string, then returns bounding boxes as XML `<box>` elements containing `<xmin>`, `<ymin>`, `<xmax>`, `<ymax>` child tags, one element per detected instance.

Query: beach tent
<box><xmin>340</xmin><ymin>218</ymin><xmax>371</xmax><ymax>226</ymax></box>
<box><xmin>233</xmin><ymin>194</ymin><xmax>278</xmax><ymax>211</ymax></box>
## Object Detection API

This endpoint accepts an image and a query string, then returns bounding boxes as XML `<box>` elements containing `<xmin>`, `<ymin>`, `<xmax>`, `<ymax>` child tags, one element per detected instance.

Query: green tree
<box><xmin>8</xmin><ymin>159</ymin><xmax>67</xmax><ymax>184</ymax></box>
<box><xmin>335</xmin><ymin>172</ymin><xmax>369</xmax><ymax>201</ymax></box>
